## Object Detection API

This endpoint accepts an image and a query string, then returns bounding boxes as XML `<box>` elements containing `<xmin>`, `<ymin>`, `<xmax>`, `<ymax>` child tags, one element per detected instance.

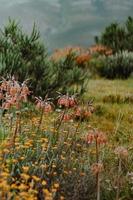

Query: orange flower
<box><xmin>95</xmin><ymin>132</ymin><xmax>107</xmax><ymax>144</ymax></box>
<box><xmin>58</xmin><ymin>95</ymin><xmax>77</xmax><ymax>108</ymax></box>
<box><xmin>58</xmin><ymin>96</ymin><xmax>69</xmax><ymax>107</ymax></box>
<box><xmin>35</xmin><ymin>96</ymin><xmax>53</xmax><ymax>113</ymax></box>
<box><xmin>63</xmin><ymin>114</ymin><xmax>72</xmax><ymax>121</ymax></box>
<box><xmin>0</xmin><ymin>92</ymin><xmax>4</xmax><ymax>100</ymax></box>
<box><xmin>2</xmin><ymin>101</ymin><xmax>11</xmax><ymax>110</ymax></box>
<box><xmin>87</xmin><ymin>132</ymin><xmax>95</xmax><ymax>144</ymax></box>
<box><xmin>87</xmin><ymin>131</ymin><xmax>107</xmax><ymax>145</ymax></box>
<box><xmin>91</xmin><ymin>163</ymin><xmax>103</xmax><ymax>175</ymax></box>
<box><xmin>84</xmin><ymin>110</ymin><xmax>91</xmax><ymax>117</ymax></box>
<box><xmin>75</xmin><ymin>107</ymin><xmax>82</xmax><ymax>117</ymax></box>
<box><xmin>44</xmin><ymin>103</ymin><xmax>53</xmax><ymax>113</ymax></box>
<box><xmin>69</xmin><ymin>97</ymin><xmax>77</xmax><ymax>107</ymax></box>
<box><xmin>0</xmin><ymin>77</ymin><xmax>30</xmax><ymax>110</ymax></box>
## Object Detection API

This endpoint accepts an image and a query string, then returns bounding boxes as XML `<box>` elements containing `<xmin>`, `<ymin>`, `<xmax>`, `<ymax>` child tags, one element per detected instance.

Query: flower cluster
<box><xmin>0</xmin><ymin>77</ymin><xmax>30</xmax><ymax>110</ymax></box>
<box><xmin>87</xmin><ymin>130</ymin><xmax>107</xmax><ymax>145</ymax></box>
<box><xmin>74</xmin><ymin>106</ymin><xmax>92</xmax><ymax>120</ymax></box>
<box><xmin>58</xmin><ymin>95</ymin><xmax>77</xmax><ymax>108</ymax></box>
<box><xmin>91</xmin><ymin>163</ymin><xmax>103</xmax><ymax>175</ymax></box>
<box><xmin>114</xmin><ymin>146</ymin><xmax>128</xmax><ymax>158</ymax></box>
<box><xmin>35</xmin><ymin>97</ymin><xmax>53</xmax><ymax>113</ymax></box>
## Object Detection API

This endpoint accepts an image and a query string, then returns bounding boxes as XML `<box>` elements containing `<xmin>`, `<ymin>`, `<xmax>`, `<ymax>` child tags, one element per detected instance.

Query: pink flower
<box><xmin>63</xmin><ymin>114</ymin><xmax>72</xmax><ymax>121</ymax></box>
<box><xmin>0</xmin><ymin>92</ymin><xmax>4</xmax><ymax>100</ymax></box>
<box><xmin>44</xmin><ymin>103</ymin><xmax>53</xmax><ymax>113</ymax></box>
<box><xmin>58</xmin><ymin>96</ymin><xmax>69</xmax><ymax>107</ymax></box>
<box><xmin>58</xmin><ymin>95</ymin><xmax>77</xmax><ymax>108</ymax></box>
<box><xmin>87</xmin><ymin>131</ymin><xmax>107</xmax><ymax>145</ymax></box>
<box><xmin>91</xmin><ymin>163</ymin><xmax>103</xmax><ymax>175</ymax></box>
<box><xmin>87</xmin><ymin>132</ymin><xmax>95</xmax><ymax>144</ymax></box>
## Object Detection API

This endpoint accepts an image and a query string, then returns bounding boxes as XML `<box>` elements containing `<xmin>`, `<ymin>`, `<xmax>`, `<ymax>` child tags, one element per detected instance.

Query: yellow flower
<box><xmin>53</xmin><ymin>172</ymin><xmax>57</xmax><ymax>176</ymax></box>
<box><xmin>21</xmin><ymin>173</ymin><xmax>30</xmax><ymax>181</ymax></box>
<box><xmin>60</xmin><ymin>155</ymin><xmax>65</xmax><ymax>160</ymax></box>
<box><xmin>60</xmin><ymin>196</ymin><xmax>65</xmax><ymax>200</ymax></box>
<box><xmin>32</xmin><ymin>176</ymin><xmax>40</xmax><ymax>182</ymax></box>
<box><xmin>53</xmin><ymin>183</ymin><xmax>59</xmax><ymax>189</ymax></box>
<box><xmin>22</xmin><ymin>166</ymin><xmax>29</xmax><ymax>173</ymax></box>
<box><xmin>0</xmin><ymin>172</ymin><xmax>9</xmax><ymax>178</ymax></box>
<box><xmin>18</xmin><ymin>183</ymin><xmax>29</xmax><ymax>191</ymax></box>
<box><xmin>11</xmin><ymin>183</ymin><xmax>18</xmax><ymax>189</ymax></box>
<box><xmin>43</xmin><ymin>189</ymin><xmax>50</xmax><ymax>195</ymax></box>
<box><xmin>51</xmin><ymin>188</ymin><xmax>57</xmax><ymax>193</ymax></box>
<box><xmin>63</xmin><ymin>171</ymin><xmax>68</xmax><ymax>175</ymax></box>
<box><xmin>42</xmin><ymin>180</ymin><xmax>47</xmax><ymax>186</ymax></box>
<box><xmin>80</xmin><ymin>172</ymin><xmax>85</xmax><ymax>176</ymax></box>
<box><xmin>0</xmin><ymin>181</ymin><xmax>10</xmax><ymax>191</ymax></box>
<box><xmin>73</xmin><ymin>168</ymin><xmax>76</xmax><ymax>171</ymax></box>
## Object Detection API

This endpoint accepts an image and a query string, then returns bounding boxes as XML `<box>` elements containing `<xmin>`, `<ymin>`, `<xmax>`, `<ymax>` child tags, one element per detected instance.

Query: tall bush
<box><xmin>0</xmin><ymin>19</ymin><xmax>50</xmax><ymax>96</ymax></box>
<box><xmin>0</xmin><ymin>19</ymin><xmax>88</xmax><ymax>97</ymax></box>
<box><xmin>96</xmin><ymin>51</ymin><xmax>133</xmax><ymax>79</ymax></box>
<box><xmin>95</xmin><ymin>16</ymin><xmax>133</xmax><ymax>52</ymax></box>
<box><xmin>50</xmin><ymin>52</ymin><xmax>88</xmax><ymax>95</ymax></box>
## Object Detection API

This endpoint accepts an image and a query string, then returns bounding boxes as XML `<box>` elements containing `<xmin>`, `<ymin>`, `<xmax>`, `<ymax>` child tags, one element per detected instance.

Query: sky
<box><xmin>0</xmin><ymin>0</ymin><xmax>133</xmax><ymax>51</ymax></box>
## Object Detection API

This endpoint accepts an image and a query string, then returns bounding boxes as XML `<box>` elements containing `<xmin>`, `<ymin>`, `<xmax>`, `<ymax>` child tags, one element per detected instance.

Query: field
<box><xmin>0</xmin><ymin>78</ymin><xmax>133</xmax><ymax>200</ymax></box>
<box><xmin>85</xmin><ymin>78</ymin><xmax>133</xmax><ymax>133</ymax></box>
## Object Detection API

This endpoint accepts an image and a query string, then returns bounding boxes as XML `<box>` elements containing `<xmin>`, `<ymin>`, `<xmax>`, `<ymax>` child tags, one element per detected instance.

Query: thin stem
<box><xmin>96</xmin><ymin>138</ymin><xmax>100</xmax><ymax>200</ymax></box>
<box><xmin>10</xmin><ymin>114</ymin><xmax>13</xmax><ymax>132</ymax></box>
<box><xmin>38</xmin><ymin>108</ymin><xmax>44</xmax><ymax>130</ymax></box>
<box><xmin>12</xmin><ymin>113</ymin><xmax>19</xmax><ymax>146</ymax></box>
<box><xmin>96</xmin><ymin>138</ymin><xmax>99</xmax><ymax>163</ymax></box>
<box><xmin>56</xmin><ymin>109</ymin><xmax>66</xmax><ymax>131</ymax></box>
<box><xmin>116</xmin><ymin>158</ymin><xmax>122</xmax><ymax>200</ymax></box>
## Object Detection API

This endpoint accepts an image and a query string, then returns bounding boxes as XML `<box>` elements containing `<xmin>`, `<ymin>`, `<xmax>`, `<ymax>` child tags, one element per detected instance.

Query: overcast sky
<box><xmin>0</xmin><ymin>0</ymin><xmax>133</xmax><ymax>51</ymax></box>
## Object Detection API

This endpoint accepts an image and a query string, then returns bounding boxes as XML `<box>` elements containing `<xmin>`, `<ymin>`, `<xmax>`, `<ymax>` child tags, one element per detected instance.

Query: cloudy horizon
<box><xmin>0</xmin><ymin>0</ymin><xmax>133</xmax><ymax>51</ymax></box>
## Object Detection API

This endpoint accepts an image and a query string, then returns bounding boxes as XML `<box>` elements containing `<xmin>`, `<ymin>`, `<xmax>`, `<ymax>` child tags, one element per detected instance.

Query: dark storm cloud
<box><xmin>0</xmin><ymin>0</ymin><xmax>133</xmax><ymax>50</ymax></box>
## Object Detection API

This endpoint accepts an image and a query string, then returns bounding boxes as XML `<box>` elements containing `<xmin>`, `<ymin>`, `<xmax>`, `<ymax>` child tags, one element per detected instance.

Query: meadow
<box><xmin>0</xmin><ymin>17</ymin><xmax>133</xmax><ymax>200</ymax></box>
<box><xmin>0</xmin><ymin>77</ymin><xmax>132</xmax><ymax>200</ymax></box>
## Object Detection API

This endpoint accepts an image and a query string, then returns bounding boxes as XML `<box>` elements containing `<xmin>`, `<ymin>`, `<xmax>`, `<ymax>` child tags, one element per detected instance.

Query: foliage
<box><xmin>95</xmin><ymin>51</ymin><xmax>133</xmax><ymax>79</ymax></box>
<box><xmin>0</xmin><ymin>19</ymin><xmax>88</xmax><ymax>97</ymax></box>
<box><xmin>89</xmin><ymin>45</ymin><xmax>112</xmax><ymax>56</ymax></box>
<box><xmin>51</xmin><ymin>46</ymin><xmax>81</xmax><ymax>62</ymax></box>
<box><xmin>50</xmin><ymin>52</ymin><xmax>89</xmax><ymax>95</ymax></box>
<box><xmin>0</xmin><ymin>78</ymin><xmax>95</xmax><ymax>200</ymax></box>
<box><xmin>95</xmin><ymin>16</ymin><xmax>133</xmax><ymax>52</ymax></box>
<box><xmin>0</xmin><ymin>19</ymin><xmax>50</xmax><ymax>97</ymax></box>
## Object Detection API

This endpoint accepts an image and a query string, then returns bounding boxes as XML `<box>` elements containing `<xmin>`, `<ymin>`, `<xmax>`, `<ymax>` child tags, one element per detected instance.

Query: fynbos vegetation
<box><xmin>0</xmin><ymin>16</ymin><xmax>133</xmax><ymax>200</ymax></box>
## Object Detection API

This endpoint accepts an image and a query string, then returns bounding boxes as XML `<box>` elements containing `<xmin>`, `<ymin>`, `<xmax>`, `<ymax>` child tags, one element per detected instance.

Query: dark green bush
<box><xmin>88</xmin><ymin>55</ymin><xmax>105</xmax><ymax>77</ymax></box>
<box><xmin>95</xmin><ymin>16</ymin><xmax>133</xmax><ymax>52</ymax></box>
<box><xmin>0</xmin><ymin>19</ymin><xmax>88</xmax><ymax>97</ymax></box>
<box><xmin>96</xmin><ymin>51</ymin><xmax>133</xmax><ymax>79</ymax></box>
<box><xmin>50</xmin><ymin>52</ymin><xmax>88</xmax><ymax>95</ymax></box>
<box><xmin>0</xmin><ymin>19</ymin><xmax>50</xmax><ymax>97</ymax></box>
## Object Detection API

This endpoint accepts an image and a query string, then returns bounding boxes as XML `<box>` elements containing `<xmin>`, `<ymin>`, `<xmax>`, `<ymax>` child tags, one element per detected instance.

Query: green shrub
<box><xmin>97</xmin><ymin>51</ymin><xmax>133</xmax><ymax>79</ymax></box>
<box><xmin>95</xmin><ymin>16</ymin><xmax>133</xmax><ymax>52</ymax></box>
<box><xmin>88</xmin><ymin>55</ymin><xmax>105</xmax><ymax>77</ymax></box>
<box><xmin>0</xmin><ymin>19</ymin><xmax>88</xmax><ymax>97</ymax></box>
<box><xmin>50</xmin><ymin>52</ymin><xmax>89</xmax><ymax>95</ymax></box>
<box><xmin>0</xmin><ymin>19</ymin><xmax>50</xmax><ymax>97</ymax></box>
